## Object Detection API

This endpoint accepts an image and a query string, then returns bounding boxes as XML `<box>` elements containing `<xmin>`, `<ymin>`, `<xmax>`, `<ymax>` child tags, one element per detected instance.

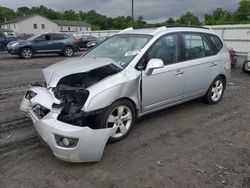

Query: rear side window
<box><xmin>182</xmin><ymin>33</ymin><xmax>215</xmax><ymax>60</ymax></box>
<box><xmin>208</xmin><ymin>34</ymin><xmax>223</xmax><ymax>52</ymax></box>
<box><xmin>52</xmin><ymin>34</ymin><xmax>65</xmax><ymax>40</ymax></box>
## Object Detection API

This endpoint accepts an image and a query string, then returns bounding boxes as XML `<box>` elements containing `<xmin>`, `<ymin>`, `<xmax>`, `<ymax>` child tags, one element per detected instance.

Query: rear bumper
<box><xmin>20</xmin><ymin>87</ymin><xmax>116</xmax><ymax>162</ymax></box>
<box><xmin>73</xmin><ymin>45</ymin><xmax>80</xmax><ymax>52</ymax></box>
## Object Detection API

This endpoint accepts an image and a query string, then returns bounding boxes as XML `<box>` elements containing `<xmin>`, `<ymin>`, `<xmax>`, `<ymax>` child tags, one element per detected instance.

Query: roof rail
<box><xmin>152</xmin><ymin>26</ymin><xmax>167</xmax><ymax>35</ymax></box>
<box><xmin>136</xmin><ymin>24</ymin><xmax>209</xmax><ymax>30</ymax></box>
<box><xmin>119</xmin><ymin>27</ymin><xmax>133</xmax><ymax>34</ymax></box>
<box><xmin>166</xmin><ymin>25</ymin><xmax>209</xmax><ymax>30</ymax></box>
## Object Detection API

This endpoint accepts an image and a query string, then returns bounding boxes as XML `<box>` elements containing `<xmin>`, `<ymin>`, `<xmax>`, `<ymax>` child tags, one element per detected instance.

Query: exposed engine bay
<box><xmin>51</xmin><ymin>64</ymin><xmax>122</xmax><ymax>127</ymax></box>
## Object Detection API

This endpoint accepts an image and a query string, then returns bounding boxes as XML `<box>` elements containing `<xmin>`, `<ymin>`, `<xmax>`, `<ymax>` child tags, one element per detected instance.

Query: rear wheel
<box><xmin>63</xmin><ymin>46</ymin><xmax>74</xmax><ymax>57</ymax></box>
<box><xmin>20</xmin><ymin>47</ymin><xmax>33</xmax><ymax>59</ymax></box>
<box><xmin>203</xmin><ymin>76</ymin><xmax>226</xmax><ymax>104</ymax></box>
<box><xmin>100</xmin><ymin>100</ymin><xmax>136</xmax><ymax>143</ymax></box>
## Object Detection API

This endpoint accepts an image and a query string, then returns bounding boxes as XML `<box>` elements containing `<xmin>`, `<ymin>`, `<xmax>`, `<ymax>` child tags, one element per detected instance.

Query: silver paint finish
<box><xmin>20</xmin><ymin>27</ymin><xmax>231</xmax><ymax>162</ymax></box>
<box><xmin>20</xmin><ymin>87</ymin><xmax>117</xmax><ymax>162</ymax></box>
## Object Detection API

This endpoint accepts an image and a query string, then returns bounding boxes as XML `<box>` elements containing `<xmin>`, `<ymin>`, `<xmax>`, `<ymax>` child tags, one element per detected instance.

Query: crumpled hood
<box><xmin>43</xmin><ymin>57</ymin><xmax>121</xmax><ymax>87</ymax></box>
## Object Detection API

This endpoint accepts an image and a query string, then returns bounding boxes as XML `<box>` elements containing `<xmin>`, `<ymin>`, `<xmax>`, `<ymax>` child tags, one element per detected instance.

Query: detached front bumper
<box><xmin>20</xmin><ymin>87</ymin><xmax>116</xmax><ymax>162</ymax></box>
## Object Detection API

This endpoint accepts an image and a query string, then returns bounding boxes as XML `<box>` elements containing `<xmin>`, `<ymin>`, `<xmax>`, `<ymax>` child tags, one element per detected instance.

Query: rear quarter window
<box><xmin>208</xmin><ymin>34</ymin><xmax>223</xmax><ymax>52</ymax></box>
<box><xmin>52</xmin><ymin>34</ymin><xmax>66</xmax><ymax>40</ymax></box>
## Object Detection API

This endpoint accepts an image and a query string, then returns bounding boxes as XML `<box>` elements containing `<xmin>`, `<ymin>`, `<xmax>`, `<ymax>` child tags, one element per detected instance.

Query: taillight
<box><xmin>228</xmin><ymin>51</ymin><xmax>232</xmax><ymax>64</ymax></box>
<box><xmin>72</xmin><ymin>37</ymin><xmax>79</xmax><ymax>45</ymax></box>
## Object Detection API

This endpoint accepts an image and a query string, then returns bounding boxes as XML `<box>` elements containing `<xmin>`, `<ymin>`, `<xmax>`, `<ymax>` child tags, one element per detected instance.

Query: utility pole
<box><xmin>132</xmin><ymin>0</ymin><xmax>134</xmax><ymax>20</ymax></box>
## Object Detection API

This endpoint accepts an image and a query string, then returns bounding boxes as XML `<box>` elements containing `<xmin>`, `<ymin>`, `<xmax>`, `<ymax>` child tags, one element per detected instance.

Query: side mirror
<box><xmin>145</xmin><ymin>58</ymin><xmax>164</xmax><ymax>75</ymax></box>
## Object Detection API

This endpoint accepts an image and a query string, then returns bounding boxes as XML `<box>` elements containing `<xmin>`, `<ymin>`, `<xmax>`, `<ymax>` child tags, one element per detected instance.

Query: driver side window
<box><xmin>148</xmin><ymin>34</ymin><xmax>180</xmax><ymax>65</ymax></box>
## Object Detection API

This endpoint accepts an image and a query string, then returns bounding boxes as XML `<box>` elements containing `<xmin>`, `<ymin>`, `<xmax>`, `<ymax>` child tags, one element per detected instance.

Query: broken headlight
<box><xmin>53</xmin><ymin>84</ymin><xmax>90</xmax><ymax>126</ymax></box>
<box><xmin>25</xmin><ymin>91</ymin><xmax>37</xmax><ymax>100</ymax></box>
<box><xmin>32</xmin><ymin>104</ymin><xmax>50</xmax><ymax>119</ymax></box>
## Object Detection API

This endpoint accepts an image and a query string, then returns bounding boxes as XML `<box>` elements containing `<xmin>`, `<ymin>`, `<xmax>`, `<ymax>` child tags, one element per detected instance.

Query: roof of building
<box><xmin>53</xmin><ymin>20</ymin><xmax>91</xmax><ymax>27</ymax></box>
<box><xmin>0</xmin><ymin>14</ymin><xmax>91</xmax><ymax>27</ymax></box>
<box><xmin>2</xmin><ymin>14</ymin><xmax>44</xmax><ymax>24</ymax></box>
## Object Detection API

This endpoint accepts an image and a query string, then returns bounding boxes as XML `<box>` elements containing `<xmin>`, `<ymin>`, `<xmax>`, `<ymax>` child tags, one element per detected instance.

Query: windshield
<box><xmin>28</xmin><ymin>34</ymin><xmax>41</xmax><ymax>41</ymax></box>
<box><xmin>83</xmin><ymin>34</ymin><xmax>152</xmax><ymax>68</ymax></box>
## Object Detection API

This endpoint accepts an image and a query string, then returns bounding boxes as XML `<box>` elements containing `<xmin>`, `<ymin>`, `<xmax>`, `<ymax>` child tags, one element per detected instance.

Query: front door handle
<box><xmin>175</xmin><ymin>70</ymin><xmax>184</xmax><ymax>76</ymax></box>
<box><xmin>210</xmin><ymin>62</ymin><xmax>217</xmax><ymax>67</ymax></box>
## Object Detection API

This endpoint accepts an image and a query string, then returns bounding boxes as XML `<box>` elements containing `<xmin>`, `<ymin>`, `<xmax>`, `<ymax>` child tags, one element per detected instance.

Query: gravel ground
<box><xmin>0</xmin><ymin>51</ymin><xmax>250</xmax><ymax>188</ymax></box>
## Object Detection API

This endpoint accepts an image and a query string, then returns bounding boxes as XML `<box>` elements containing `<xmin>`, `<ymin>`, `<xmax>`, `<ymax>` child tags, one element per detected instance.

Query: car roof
<box><xmin>120</xmin><ymin>26</ymin><xmax>217</xmax><ymax>36</ymax></box>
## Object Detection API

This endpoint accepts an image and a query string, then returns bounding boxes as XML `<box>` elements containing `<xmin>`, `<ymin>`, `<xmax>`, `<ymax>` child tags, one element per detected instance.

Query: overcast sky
<box><xmin>0</xmin><ymin>0</ymin><xmax>241</xmax><ymax>21</ymax></box>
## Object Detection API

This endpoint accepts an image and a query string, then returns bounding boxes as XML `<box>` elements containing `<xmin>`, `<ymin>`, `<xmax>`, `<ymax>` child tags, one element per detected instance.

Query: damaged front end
<box><xmin>20</xmin><ymin>62</ymin><xmax>122</xmax><ymax>162</ymax></box>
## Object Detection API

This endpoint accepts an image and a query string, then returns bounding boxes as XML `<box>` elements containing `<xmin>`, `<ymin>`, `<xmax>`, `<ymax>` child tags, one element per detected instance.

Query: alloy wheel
<box><xmin>65</xmin><ymin>47</ymin><xmax>73</xmax><ymax>56</ymax></box>
<box><xmin>211</xmin><ymin>80</ymin><xmax>224</xmax><ymax>102</ymax></box>
<box><xmin>106</xmin><ymin>105</ymin><xmax>133</xmax><ymax>138</ymax></box>
<box><xmin>22</xmin><ymin>48</ymin><xmax>33</xmax><ymax>58</ymax></box>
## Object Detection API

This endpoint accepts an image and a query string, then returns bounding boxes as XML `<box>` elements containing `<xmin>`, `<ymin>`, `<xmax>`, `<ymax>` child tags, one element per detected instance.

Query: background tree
<box><xmin>0</xmin><ymin>6</ymin><xmax>16</xmax><ymax>23</ymax></box>
<box><xmin>233</xmin><ymin>0</ymin><xmax>250</xmax><ymax>23</ymax></box>
<box><xmin>1</xmin><ymin>0</ymin><xmax>250</xmax><ymax>30</ymax></box>
<box><xmin>204</xmin><ymin>8</ymin><xmax>233</xmax><ymax>25</ymax></box>
<box><xmin>63</xmin><ymin>9</ymin><xmax>79</xmax><ymax>21</ymax></box>
<box><xmin>165</xmin><ymin>18</ymin><xmax>175</xmax><ymax>25</ymax></box>
<box><xmin>177</xmin><ymin>12</ymin><xmax>201</xmax><ymax>25</ymax></box>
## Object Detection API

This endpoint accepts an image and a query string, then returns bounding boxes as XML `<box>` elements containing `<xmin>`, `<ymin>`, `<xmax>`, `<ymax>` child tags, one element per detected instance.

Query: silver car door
<box><xmin>181</xmin><ymin>33</ymin><xmax>218</xmax><ymax>99</ymax></box>
<box><xmin>141</xmin><ymin>33</ymin><xmax>185</xmax><ymax>113</ymax></box>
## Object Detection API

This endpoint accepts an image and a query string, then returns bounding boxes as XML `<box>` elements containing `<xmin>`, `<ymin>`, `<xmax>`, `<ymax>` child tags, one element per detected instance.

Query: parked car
<box><xmin>76</xmin><ymin>35</ymin><xmax>96</xmax><ymax>49</ymax></box>
<box><xmin>0</xmin><ymin>30</ymin><xmax>26</xmax><ymax>51</ymax></box>
<box><xmin>242</xmin><ymin>60</ymin><xmax>250</xmax><ymax>73</ymax></box>
<box><xmin>7</xmin><ymin>32</ymin><xmax>79</xmax><ymax>58</ymax></box>
<box><xmin>17</xmin><ymin>33</ymin><xmax>34</xmax><ymax>39</ymax></box>
<box><xmin>20</xmin><ymin>26</ymin><xmax>231</xmax><ymax>162</ymax></box>
<box><xmin>86</xmin><ymin>36</ymin><xmax>109</xmax><ymax>49</ymax></box>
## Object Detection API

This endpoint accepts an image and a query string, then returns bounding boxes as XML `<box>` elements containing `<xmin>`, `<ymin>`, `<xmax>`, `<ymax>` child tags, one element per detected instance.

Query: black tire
<box><xmin>99</xmin><ymin>99</ymin><xmax>136</xmax><ymax>143</ymax></box>
<box><xmin>242</xmin><ymin>61</ymin><xmax>250</xmax><ymax>73</ymax></box>
<box><xmin>63</xmin><ymin>46</ymin><xmax>74</xmax><ymax>57</ymax></box>
<box><xmin>20</xmin><ymin>47</ymin><xmax>33</xmax><ymax>59</ymax></box>
<box><xmin>203</xmin><ymin>76</ymin><xmax>226</xmax><ymax>105</ymax></box>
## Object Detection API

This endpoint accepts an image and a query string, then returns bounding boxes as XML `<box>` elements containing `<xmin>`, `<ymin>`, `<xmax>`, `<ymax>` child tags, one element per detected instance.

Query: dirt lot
<box><xmin>0</xmin><ymin>51</ymin><xmax>249</xmax><ymax>188</ymax></box>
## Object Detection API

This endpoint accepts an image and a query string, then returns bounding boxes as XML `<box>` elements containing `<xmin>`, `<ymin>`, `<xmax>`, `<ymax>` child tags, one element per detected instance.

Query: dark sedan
<box><xmin>86</xmin><ymin>36</ymin><xmax>109</xmax><ymax>49</ymax></box>
<box><xmin>7</xmin><ymin>33</ymin><xmax>79</xmax><ymax>59</ymax></box>
<box><xmin>76</xmin><ymin>35</ymin><xmax>96</xmax><ymax>49</ymax></box>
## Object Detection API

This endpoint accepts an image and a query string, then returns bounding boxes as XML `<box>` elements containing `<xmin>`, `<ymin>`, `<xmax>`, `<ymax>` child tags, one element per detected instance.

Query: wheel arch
<box><xmin>217</xmin><ymin>74</ymin><xmax>226</xmax><ymax>83</ymax></box>
<box><xmin>110</xmin><ymin>97</ymin><xmax>139</xmax><ymax>117</ymax></box>
<box><xmin>20</xmin><ymin>46</ymin><xmax>34</xmax><ymax>53</ymax></box>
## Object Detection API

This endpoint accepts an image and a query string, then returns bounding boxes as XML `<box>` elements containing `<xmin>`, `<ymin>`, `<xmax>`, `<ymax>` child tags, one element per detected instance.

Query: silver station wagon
<box><xmin>20</xmin><ymin>26</ymin><xmax>231</xmax><ymax>162</ymax></box>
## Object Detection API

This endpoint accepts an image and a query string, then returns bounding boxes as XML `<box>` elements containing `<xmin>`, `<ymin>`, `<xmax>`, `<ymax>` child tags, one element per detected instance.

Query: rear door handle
<box><xmin>175</xmin><ymin>70</ymin><xmax>184</xmax><ymax>76</ymax></box>
<box><xmin>210</xmin><ymin>62</ymin><xmax>217</xmax><ymax>67</ymax></box>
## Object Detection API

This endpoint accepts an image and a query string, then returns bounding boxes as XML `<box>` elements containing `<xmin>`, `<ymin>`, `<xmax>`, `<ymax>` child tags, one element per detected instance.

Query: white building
<box><xmin>0</xmin><ymin>14</ymin><xmax>91</xmax><ymax>35</ymax></box>
<box><xmin>208</xmin><ymin>24</ymin><xmax>250</xmax><ymax>55</ymax></box>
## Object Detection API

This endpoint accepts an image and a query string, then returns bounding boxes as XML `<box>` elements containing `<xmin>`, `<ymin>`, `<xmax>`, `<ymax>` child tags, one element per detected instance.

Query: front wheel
<box><xmin>100</xmin><ymin>100</ymin><xmax>136</xmax><ymax>143</ymax></box>
<box><xmin>203</xmin><ymin>76</ymin><xmax>226</xmax><ymax>104</ymax></box>
<box><xmin>63</xmin><ymin>46</ymin><xmax>74</xmax><ymax>57</ymax></box>
<box><xmin>20</xmin><ymin>47</ymin><xmax>33</xmax><ymax>59</ymax></box>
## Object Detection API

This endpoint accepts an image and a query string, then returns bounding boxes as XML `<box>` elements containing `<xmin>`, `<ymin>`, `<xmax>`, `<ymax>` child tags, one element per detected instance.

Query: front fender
<box><xmin>85</xmin><ymin>80</ymin><xmax>140</xmax><ymax>112</ymax></box>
